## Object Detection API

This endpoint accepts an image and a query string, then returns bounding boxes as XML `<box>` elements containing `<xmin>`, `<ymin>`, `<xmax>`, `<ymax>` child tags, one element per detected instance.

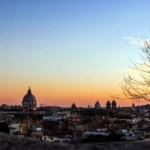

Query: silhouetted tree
<box><xmin>121</xmin><ymin>40</ymin><xmax>150</xmax><ymax>102</ymax></box>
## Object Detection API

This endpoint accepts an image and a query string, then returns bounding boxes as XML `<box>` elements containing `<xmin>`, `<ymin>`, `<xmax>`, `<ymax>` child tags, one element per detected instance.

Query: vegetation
<box><xmin>121</xmin><ymin>40</ymin><xmax>150</xmax><ymax>102</ymax></box>
<box><xmin>0</xmin><ymin>122</ymin><xmax>10</xmax><ymax>134</ymax></box>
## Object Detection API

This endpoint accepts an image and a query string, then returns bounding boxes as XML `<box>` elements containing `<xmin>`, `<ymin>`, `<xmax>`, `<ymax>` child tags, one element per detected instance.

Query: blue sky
<box><xmin>0</xmin><ymin>0</ymin><xmax>150</xmax><ymax>106</ymax></box>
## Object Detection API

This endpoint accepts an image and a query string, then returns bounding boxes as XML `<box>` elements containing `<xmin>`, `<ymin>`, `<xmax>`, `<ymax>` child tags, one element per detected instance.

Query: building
<box><xmin>112</xmin><ymin>100</ymin><xmax>117</xmax><ymax>109</ymax></box>
<box><xmin>22</xmin><ymin>87</ymin><xmax>37</xmax><ymax>110</ymax></box>
<box><xmin>95</xmin><ymin>100</ymin><xmax>101</xmax><ymax>108</ymax></box>
<box><xmin>106</xmin><ymin>100</ymin><xmax>111</xmax><ymax>110</ymax></box>
<box><xmin>132</xmin><ymin>103</ymin><xmax>135</xmax><ymax>108</ymax></box>
<box><xmin>71</xmin><ymin>103</ymin><xmax>77</xmax><ymax>109</ymax></box>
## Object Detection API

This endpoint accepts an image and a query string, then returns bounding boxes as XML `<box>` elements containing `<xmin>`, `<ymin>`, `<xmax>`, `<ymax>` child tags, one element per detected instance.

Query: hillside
<box><xmin>0</xmin><ymin>133</ymin><xmax>150</xmax><ymax>150</ymax></box>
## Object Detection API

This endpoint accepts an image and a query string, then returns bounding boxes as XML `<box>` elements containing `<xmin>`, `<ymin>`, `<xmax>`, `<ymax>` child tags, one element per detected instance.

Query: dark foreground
<box><xmin>0</xmin><ymin>133</ymin><xmax>150</xmax><ymax>150</ymax></box>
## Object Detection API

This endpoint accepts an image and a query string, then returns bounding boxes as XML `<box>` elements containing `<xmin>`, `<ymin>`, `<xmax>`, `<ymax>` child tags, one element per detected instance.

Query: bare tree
<box><xmin>121</xmin><ymin>40</ymin><xmax>150</xmax><ymax>102</ymax></box>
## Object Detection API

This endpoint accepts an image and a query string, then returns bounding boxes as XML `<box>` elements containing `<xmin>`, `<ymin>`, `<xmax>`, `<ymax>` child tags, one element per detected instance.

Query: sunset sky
<box><xmin>1</xmin><ymin>0</ymin><xmax>150</xmax><ymax>107</ymax></box>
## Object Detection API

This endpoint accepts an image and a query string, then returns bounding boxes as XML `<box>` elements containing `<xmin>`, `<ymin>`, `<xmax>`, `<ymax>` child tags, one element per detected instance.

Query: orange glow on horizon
<box><xmin>0</xmin><ymin>82</ymin><xmax>148</xmax><ymax>107</ymax></box>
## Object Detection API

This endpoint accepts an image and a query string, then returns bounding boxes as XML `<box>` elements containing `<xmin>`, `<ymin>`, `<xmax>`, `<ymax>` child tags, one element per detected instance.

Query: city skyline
<box><xmin>1</xmin><ymin>0</ymin><xmax>150</xmax><ymax>107</ymax></box>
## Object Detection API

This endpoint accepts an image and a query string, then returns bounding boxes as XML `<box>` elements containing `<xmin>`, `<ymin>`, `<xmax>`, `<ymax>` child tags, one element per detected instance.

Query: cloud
<box><xmin>121</xmin><ymin>68</ymin><xmax>137</xmax><ymax>74</ymax></box>
<box><xmin>123</xmin><ymin>36</ymin><xmax>150</xmax><ymax>47</ymax></box>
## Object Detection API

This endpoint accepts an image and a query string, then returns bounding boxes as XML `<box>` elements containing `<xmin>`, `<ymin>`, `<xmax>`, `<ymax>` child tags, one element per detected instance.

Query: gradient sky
<box><xmin>1</xmin><ymin>0</ymin><xmax>150</xmax><ymax>107</ymax></box>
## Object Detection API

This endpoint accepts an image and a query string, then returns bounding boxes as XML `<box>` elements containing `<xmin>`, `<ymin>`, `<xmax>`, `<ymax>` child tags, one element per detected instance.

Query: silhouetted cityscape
<box><xmin>1</xmin><ymin>0</ymin><xmax>150</xmax><ymax>149</ymax></box>
<box><xmin>1</xmin><ymin>87</ymin><xmax>150</xmax><ymax>144</ymax></box>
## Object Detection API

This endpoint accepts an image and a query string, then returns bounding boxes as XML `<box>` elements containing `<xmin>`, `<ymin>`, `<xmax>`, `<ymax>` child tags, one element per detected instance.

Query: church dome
<box><xmin>95</xmin><ymin>100</ymin><xmax>101</xmax><ymax>108</ymax></box>
<box><xmin>22</xmin><ymin>87</ymin><xmax>36</xmax><ymax>105</ymax></box>
<box><xmin>132</xmin><ymin>103</ymin><xmax>135</xmax><ymax>107</ymax></box>
<box><xmin>106</xmin><ymin>100</ymin><xmax>111</xmax><ymax>104</ymax></box>
<box><xmin>112</xmin><ymin>100</ymin><xmax>116</xmax><ymax>104</ymax></box>
<box><xmin>71</xmin><ymin>103</ymin><xmax>77</xmax><ymax>109</ymax></box>
<box><xmin>106</xmin><ymin>100</ymin><xmax>111</xmax><ymax>109</ymax></box>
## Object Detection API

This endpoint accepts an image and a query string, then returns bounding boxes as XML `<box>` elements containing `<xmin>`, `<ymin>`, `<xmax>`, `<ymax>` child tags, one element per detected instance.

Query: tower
<box><xmin>112</xmin><ymin>100</ymin><xmax>117</xmax><ymax>109</ymax></box>
<box><xmin>132</xmin><ymin>103</ymin><xmax>135</xmax><ymax>108</ymax></box>
<box><xmin>106</xmin><ymin>100</ymin><xmax>111</xmax><ymax>109</ymax></box>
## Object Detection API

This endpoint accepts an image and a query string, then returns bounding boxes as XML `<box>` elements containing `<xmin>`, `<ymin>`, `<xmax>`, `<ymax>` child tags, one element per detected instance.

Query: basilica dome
<box><xmin>22</xmin><ymin>87</ymin><xmax>37</xmax><ymax>110</ymax></box>
<box><xmin>22</xmin><ymin>88</ymin><xmax>36</xmax><ymax>103</ymax></box>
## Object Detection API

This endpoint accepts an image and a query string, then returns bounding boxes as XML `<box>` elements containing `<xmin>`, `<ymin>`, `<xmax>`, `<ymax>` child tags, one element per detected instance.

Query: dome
<box><xmin>22</xmin><ymin>87</ymin><xmax>36</xmax><ymax>104</ymax></box>
<box><xmin>95</xmin><ymin>100</ymin><xmax>101</xmax><ymax>108</ymax></box>
<box><xmin>106</xmin><ymin>100</ymin><xmax>111</xmax><ymax>109</ymax></box>
<box><xmin>132</xmin><ymin>103</ymin><xmax>135</xmax><ymax>107</ymax></box>
<box><xmin>112</xmin><ymin>100</ymin><xmax>116</xmax><ymax>104</ymax></box>
<box><xmin>71</xmin><ymin>103</ymin><xmax>77</xmax><ymax>109</ymax></box>
<box><xmin>106</xmin><ymin>100</ymin><xmax>111</xmax><ymax>104</ymax></box>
